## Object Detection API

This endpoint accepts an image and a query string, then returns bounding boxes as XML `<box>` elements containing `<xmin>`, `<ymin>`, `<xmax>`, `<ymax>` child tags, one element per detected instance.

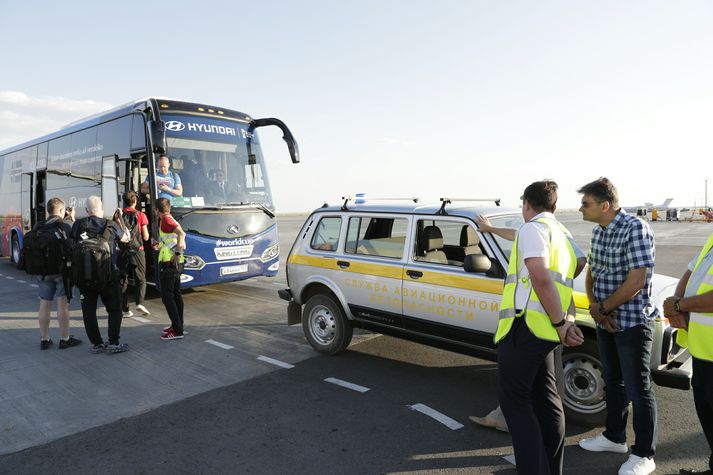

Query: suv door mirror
<box><xmin>464</xmin><ymin>254</ymin><xmax>492</xmax><ymax>274</ymax></box>
<box><xmin>147</xmin><ymin>120</ymin><xmax>166</xmax><ymax>154</ymax></box>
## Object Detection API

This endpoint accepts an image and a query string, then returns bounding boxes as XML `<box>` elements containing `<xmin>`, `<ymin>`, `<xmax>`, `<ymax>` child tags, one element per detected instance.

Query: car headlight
<box><xmin>184</xmin><ymin>254</ymin><xmax>205</xmax><ymax>270</ymax></box>
<box><xmin>260</xmin><ymin>243</ymin><xmax>279</xmax><ymax>262</ymax></box>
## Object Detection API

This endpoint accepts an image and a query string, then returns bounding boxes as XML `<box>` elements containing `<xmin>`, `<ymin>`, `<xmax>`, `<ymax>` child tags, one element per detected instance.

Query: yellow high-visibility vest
<box><xmin>495</xmin><ymin>216</ymin><xmax>576</xmax><ymax>343</ymax></box>
<box><xmin>677</xmin><ymin>233</ymin><xmax>713</xmax><ymax>362</ymax></box>
<box><xmin>158</xmin><ymin>223</ymin><xmax>185</xmax><ymax>265</ymax></box>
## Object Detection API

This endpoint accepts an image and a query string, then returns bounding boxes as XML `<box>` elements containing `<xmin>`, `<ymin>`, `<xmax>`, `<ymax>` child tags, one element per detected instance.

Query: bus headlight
<box><xmin>184</xmin><ymin>254</ymin><xmax>205</xmax><ymax>270</ymax></box>
<box><xmin>260</xmin><ymin>244</ymin><xmax>279</xmax><ymax>262</ymax></box>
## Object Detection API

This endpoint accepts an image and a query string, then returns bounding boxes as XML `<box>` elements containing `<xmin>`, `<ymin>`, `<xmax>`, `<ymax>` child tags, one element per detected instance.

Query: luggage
<box><xmin>22</xmin><ymin>220</ymin><xmax>66</xmax><ymax>276</ymax></box>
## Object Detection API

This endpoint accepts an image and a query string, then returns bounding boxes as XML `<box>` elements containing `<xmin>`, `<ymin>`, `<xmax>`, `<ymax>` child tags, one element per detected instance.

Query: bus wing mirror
<box><xmin>249</xmin><ymin>118</ymin><xmax>300</xmax><ymax>164</ymax></box>
<box><xmin>148</xmin><ymin>120</ymin><xmax>167</xmax><ymax>154</ymax></box>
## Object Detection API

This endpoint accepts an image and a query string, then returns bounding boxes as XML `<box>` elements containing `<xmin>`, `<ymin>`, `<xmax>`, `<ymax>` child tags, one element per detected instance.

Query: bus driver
<box><xmin>141</xmin><ymin>155</ymin><xmax>183</xmax><ymax>201</ymax></box>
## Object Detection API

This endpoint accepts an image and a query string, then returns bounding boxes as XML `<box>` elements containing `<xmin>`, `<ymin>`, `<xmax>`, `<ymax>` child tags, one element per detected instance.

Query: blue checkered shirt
<box><xmin>588</xmin><ymin>210</ymin><xmax>658</xmax><ymax>329</ymax></box>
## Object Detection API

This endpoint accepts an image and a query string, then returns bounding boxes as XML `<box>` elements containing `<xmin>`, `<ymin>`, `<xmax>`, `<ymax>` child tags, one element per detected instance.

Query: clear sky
<box><xmin>1</xmin><ymin>1</ymin><xmax>711</xmax><ymax>212</ymax></box>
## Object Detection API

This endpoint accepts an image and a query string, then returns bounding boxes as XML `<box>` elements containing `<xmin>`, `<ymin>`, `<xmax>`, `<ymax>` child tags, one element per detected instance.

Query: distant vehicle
<box><xmin>623</xmin><ymin>198</ymin><xmax>674</xmax><ymax>214</ymax></box>
<box><xmin>0</xmin><ymin>98</ymin><xmax>299</xmax><ymax>288</ymax></box>
<box><xmin>280</xmin><ymin>198</ymin><xmax>692</xmax><ymax>427</ymax></box>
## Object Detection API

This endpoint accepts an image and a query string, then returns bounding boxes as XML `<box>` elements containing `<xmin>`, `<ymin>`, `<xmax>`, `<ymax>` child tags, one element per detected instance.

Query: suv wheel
<box><xmin>562</xmin><ymin>340</ymin><xmax>607</xmax><ymax>427</ymax></box>
<box><xmin>302</xmin><ymin>294</ymin><xmax>353</xmax><ymax>355</ymax></box>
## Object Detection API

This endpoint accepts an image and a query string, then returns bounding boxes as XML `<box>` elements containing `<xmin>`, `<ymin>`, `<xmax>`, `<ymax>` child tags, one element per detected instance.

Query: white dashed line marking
<box><xmin>407</xmin><ymin>403</ymin><xmax>464</xmax><ymax>430</ymax></box>
<box><xmin>17</xmin><ymin>280</ymin><xmax>26</xmax><ymax>283</ymax></box>
<box><xmin>30</xmin><ymin>284</ymin><xmax>39</xmax><ymax>288</ymax></box>
<box><xmin>503</xmin><ymin>455</ymin><xmax>516</xmax><ymax>465</ymax></box>
<box><xmin>205</xmin><ymin>339</ymin><xmax>233</xmax><ymax>350</ymax></box>
<box><xmin>257</xmin><ymin>356</ymin><xmax>294</xmax><ymax>369</ymax></box>
<box><xmin>6</xmin><ymin>276</ymin><xmax>14</xmax><ymax>279</ymax></box>
<box><xmin>324</xmin><ymin>377</ymin><xmax>370</xmax><ymax>393</ymax></box>
<box><xmin>131</xmin><ymin>316</ymin><xmax>151</xmax><ymax>323</ymax></box>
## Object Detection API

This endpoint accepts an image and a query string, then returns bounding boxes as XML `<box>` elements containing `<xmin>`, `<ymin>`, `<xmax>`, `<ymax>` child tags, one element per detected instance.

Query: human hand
<box><xmin>113</xmin><ymin>208</ymin><xmax>123</xmax><ymax>222</ymax></box>
<box><xmin>476</xmin><ymin>215</ymin><xmax>493</xmax><ymax>233</ymax></box>
<box><xmin>557</xmin><ymin>320</ymin><xmax>584</xmax><ymax>347</ymax></box>
<box><xmin>599</xmin><ymin>314</ymin><xmax>620</xmax><ymax>333</ymax></box>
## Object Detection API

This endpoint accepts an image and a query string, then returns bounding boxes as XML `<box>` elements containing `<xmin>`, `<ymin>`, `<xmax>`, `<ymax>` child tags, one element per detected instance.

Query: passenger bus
<box><xmin>0</xmin><ymin>97</ymin><xmax>299</xmax><ymax>288</ymax></box>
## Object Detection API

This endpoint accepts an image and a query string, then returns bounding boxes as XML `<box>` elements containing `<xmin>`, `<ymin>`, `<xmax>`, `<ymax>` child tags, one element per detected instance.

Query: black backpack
<box><xmin>120</xmin><ymin>210</ymin><xmax>142</xmax><ymax>252</ymax></box>
<box><xmin>71</xmin><ymin>220</ymin><xmax>114</xmax><ymax>290</ymax></box>
<box><xmin>22</xmin><ymin>219</ymin><xmax>67</xmax><ymax>276</ymax></box>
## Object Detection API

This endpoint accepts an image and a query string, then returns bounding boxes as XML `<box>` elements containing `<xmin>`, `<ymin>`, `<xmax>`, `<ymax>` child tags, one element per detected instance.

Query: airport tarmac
<box><xmin>0</xmin><ymin>210</ymin><xmax>710</xmax><ymax>473</ymax></box>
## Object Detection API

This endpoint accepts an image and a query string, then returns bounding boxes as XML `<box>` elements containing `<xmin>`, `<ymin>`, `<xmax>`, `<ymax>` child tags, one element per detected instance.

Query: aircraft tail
<box><xmin>660</xmin><ymin>198</ymin><xmax>673</xmax><ymax>208</ymax></box>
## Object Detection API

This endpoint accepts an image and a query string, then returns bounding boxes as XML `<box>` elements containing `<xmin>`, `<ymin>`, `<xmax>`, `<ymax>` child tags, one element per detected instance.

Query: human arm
<box><xmin>663</xmin><ymin>270</ymin><xmax>691</xmax><ymax>329</ymax></box>
<box><xmin>526</xmin><ymin>257</ymin><xmax>583</xmax><ymax>346</ymax></box>
<box><xmin>476</xmin><ymin>215</ymin><xmax>516</xmax><ymax>241</ymax></box>
<box><xmin>140</xmin><ymin>177</ymin><xmax>150</xmax><ymax>195</ymax></box>
<box><xmin>587</xmin><ymin>264</ymin><xmax>620</xmax><ymax>332</ymax></box>
<box><xmin>174</xmin><ymin>223</ymin><xmax>186</xmax><ymax>252</ymax></box>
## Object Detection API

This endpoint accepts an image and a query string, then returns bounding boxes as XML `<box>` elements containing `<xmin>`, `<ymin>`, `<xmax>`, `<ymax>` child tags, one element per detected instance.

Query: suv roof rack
<box><xmin>340</xmin><ymin>195</ymin><xmax>419</xmax><ymax>211</ymax></box>
<box><xmin>437</xmin><ymin>197</ymin><xmax>501</xmax><ymax>215</ymax></box>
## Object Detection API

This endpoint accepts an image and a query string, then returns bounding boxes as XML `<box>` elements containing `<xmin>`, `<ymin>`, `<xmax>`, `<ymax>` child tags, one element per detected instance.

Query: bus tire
<box><xmin>302</xmin><ymin>294</ymin><xmax>352</xmax><ymax>355</ymax></box>
<box><xmin>11</xmin><ymin>233</ymin><xmax>21</xmax><ymax>266</ymax></box>
<box><xmin>562</xmin><ymin>339</ymin><xmax>607</xmax><ymax>427</ymax></box>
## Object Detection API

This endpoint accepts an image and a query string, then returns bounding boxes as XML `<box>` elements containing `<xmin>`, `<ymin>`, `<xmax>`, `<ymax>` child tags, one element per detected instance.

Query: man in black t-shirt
<box><xmin>70</xmin><ymin>196</ymin><xmax>130</xmax><ymax>354</ymax></box>
<box><xmin>36</xmin><ymin>197</ymin><xmax>82</xmax><ymax>350</ymax></box>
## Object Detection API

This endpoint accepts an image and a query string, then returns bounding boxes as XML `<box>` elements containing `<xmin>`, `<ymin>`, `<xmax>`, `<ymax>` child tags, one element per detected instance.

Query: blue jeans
<box><xmin>597</xmin><ymin>319</ymin><xmax>657</xmax><ymax>458</ymax></box>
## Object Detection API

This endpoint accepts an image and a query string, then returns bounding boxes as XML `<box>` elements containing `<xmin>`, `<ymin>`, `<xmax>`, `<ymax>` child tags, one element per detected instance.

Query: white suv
<box><xmin>279</xmin><ymin>199</ymin><xmax>692</xmax><ymax>426</ymax></box>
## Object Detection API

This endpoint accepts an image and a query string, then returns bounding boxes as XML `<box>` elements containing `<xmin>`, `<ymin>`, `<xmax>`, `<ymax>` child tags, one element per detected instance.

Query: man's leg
<box><xmin>533</xmin><ymin>346</ymin><xmax>565</xmax><ymax>475</ymax></box>
<box><xmin>80</xmin><ymin>288</ymin><xmax>102</xmax><ymax>345</ymax></box>
<box><xmin>498</xmin><ymin>318</ymin><xmax>558</xmax><ymax>474</ymax></box>
<box><xmin>692</xmin><ymin>358</ymin><xmax>713</xmax><ymax>471</ymax></box>
<box><xmin>102</xmin><ymin>282</ymin><xmax>124</xmax><ymax>345</ymax></box>
<box><xmin>56</xmin><ymin>295</ymin><xmax>70</xmax><ymax>340</ymax></box>
<box><xmin>173</xmin><ymin>273</ymin><xmax>184</xmax><ymax>332</ymax></box>
<box><xmin>38</xmin><ymin>299</ymin><xmax>52</xmax><ymax>341</ymax></box>
<box><xmin>160</xmin><ymin>268</ymin><xmax>181</xmax><ymax>331</ymax></box>
<box><xmin>617</xmin><ymin>321</ymin><xmax>657</xmax><ymax>458</ymax></box>
<box><xmin>134</xmin><ymin>251</ymin><xmax>146</xmax><ymax>306</ymax></box>
<box><xmin>597</xmin><ymin>326</ymin><xmax>628</xmax><ymax>444</ymax></box>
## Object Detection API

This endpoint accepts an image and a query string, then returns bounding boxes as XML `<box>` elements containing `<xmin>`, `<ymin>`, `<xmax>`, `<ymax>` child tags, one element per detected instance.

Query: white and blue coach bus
<box><xmin>0</xmin><ymin>98</ymin><xmax>299</xmax><ymax>288</ymax></box>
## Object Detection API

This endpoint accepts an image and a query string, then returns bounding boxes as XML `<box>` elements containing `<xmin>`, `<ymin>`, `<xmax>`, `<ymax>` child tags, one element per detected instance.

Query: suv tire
<box><xmin>562</xmin><ymin>339</ymin><xmax>607</xmax><ymax>427</ymax></box>
<box><xmin>302</xmin><ymin>294</ymin><xmax>353</xmax><ymax>355</ymax></box>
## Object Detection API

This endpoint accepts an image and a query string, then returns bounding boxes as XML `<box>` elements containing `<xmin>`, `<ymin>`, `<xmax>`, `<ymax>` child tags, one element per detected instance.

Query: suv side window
<box><xmin>414</xmin><ymin>219</ymin><xmax>481</xmax><ymax>266</ymax></box>
<box><xmin>310</xmin><ymin>216</ymin><xmax>342</xmax><ymax>251</ymax></box>
<box><xmin>345</xmin><ymin>216</ymin><xmax>408</xmax><ymax>259</ymax></box>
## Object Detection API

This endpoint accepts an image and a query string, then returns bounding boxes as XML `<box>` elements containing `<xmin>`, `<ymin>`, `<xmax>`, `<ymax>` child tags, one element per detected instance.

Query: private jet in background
<box><xmin>623</xmin><ymin>198</ymin><xmax>674</xmax><ymax>213</ymax></box>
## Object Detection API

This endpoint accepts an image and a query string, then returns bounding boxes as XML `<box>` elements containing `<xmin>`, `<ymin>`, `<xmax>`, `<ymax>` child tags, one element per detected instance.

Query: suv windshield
<box><xmin>484</xmin><ymin>214</ymin><xmax>524</xmax><ymax>261</ymax></box>
<box><xmin>162</xmin><ymin>113</ymin><xmax>273</xmax><ymax>209</ymax></box>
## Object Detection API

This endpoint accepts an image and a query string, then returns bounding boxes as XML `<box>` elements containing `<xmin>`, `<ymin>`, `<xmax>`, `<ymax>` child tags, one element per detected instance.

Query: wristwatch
<box><xmin>673</xmin><ymin>297</ymin><xmax>682</xmax><ymax>313</ymax></box>
<box><xmin>552</xmin><ymin>318</ymin><xmax>567</xmax><ymax>328</ymax></box>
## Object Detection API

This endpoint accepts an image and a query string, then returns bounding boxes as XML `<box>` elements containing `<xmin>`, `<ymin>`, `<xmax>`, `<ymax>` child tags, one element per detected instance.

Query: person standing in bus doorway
<box><xmin>34</xmin><ymin>198</ymin><xmax>82</xmax><ymax>350</ymax></box>
<box><xmin>155</xmin><ymin>198</ymin><xmax>186</xmax><ymax>340</ymax></box>
<box><xmin>70</xmin><ymin>196</ymin><xmax>131</xmax><ymax>354</ymax></box>
<box><xmin>495</xmin><ymin>180</ymin><xmax>584</xmax><ymax>475</ymax></box>
<box><xmin>577</xmin><ymin>177</ymin><xmax>658</xmax><ymax>475</ymax></box>
<box><xmin>469</xmin><ymin>213</ymin><xmax>587</xmax><ymax>433</ymax></box>
<box><xmin>120</xmin><ymin>191</ymin><xmax>150</xmax><ymax>318</ymax></box>
<box><xmin>141</xmin><ymin>155</ymin><xmax>183</xmax><ymax>201</ymax></box>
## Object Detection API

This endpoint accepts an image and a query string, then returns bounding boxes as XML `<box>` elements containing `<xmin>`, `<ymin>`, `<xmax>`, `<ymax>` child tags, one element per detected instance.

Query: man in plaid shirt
<box><xmin>576</xmin><ymin>178</ymin><xmax>658</xmax><ymax>475</ymax></box>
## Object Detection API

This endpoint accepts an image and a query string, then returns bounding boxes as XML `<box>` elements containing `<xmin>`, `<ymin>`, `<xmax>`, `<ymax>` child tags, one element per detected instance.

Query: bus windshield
<box><xmin>161</xmin><ymin>114</ymin><xmax>272</xmax><ymax>209</ymax></box>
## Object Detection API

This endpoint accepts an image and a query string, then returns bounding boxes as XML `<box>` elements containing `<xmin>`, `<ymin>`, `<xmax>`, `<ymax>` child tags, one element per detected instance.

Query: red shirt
<box><xmin>160</xmin><ymin>213</ymin><xmax>179</xmax><ymax>233</ymax></box>
<box><xmin>123</xmin><ymin>207</ymin><xmax>149</xmax><ymax>250</ymax></box>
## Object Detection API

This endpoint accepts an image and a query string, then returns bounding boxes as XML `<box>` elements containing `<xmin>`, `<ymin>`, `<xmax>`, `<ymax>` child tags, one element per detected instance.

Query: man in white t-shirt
<box><xmin>470</xmin><ymin>214</ymin><xmax>586</xmax><ymax>432</ymax></box>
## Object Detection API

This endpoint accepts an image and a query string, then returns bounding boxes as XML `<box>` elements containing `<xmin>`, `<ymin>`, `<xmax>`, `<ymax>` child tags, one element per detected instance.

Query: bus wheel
<box><xmin>11</xmin><ymin>233</ymin><xmax>21</xmax><ymax>265</ymax></box>
<box><xmin>302</xmin><ymin>294</ymin><xmax>352</xmax><ymax>355</ymax></box>
<box><xmin>562</xmin><ymin>340</ymin><xmax>607</xmax><ymax>427</ymax></box>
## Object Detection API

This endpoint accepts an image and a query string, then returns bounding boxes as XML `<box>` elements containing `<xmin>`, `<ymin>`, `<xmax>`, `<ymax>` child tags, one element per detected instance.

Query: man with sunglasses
<box><xmin>577</xmin><ymin>177</ymin><xmax>657</xmax><ymax>475</ymax></box>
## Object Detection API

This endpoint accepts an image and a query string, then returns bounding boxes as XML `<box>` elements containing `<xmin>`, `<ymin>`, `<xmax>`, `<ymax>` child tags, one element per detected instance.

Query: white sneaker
<box><xmin>618</xmin><ymin>455</ymin><xmax>655</xmax><ymax>475</ymax></box>
<box><xmin>579</xmin><ymin>433</ymin><xmax>628</xmax><ymax>453</ymax></box>
<box><xmin>122</xmin><ymin>311</ymin><xmax>133</xmax><ymax>318</ymax></box>
<box><xmin>135</xmin><ymin>304</ymin><xmax>151</xmax><ymax>316</ymax></box>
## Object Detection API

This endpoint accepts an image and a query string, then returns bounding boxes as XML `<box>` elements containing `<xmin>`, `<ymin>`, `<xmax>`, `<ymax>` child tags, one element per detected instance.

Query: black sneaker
<box><xmin>59</xmin><ymin>336</ymin><xmax>82</xmax><ymax>349</ymax></box>
<box><xmin>40</xmin><ymin>339</ymin><xmax>53</xmax><ymax>350</ymax></box>
<box><xmin>106</xmin><ymin>342</ymin><xmax>129</xmax><ymax>354</ymax></box>
<box><xmin>91</xmin><ymin>343</ymin><xmax>107</xmax><ymax>354</ymax></box>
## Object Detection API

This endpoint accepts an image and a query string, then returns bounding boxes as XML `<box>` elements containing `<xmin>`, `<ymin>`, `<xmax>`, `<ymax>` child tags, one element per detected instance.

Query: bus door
<box><xmin>101</xmin><ymin>155</ymin><xmax>119</xmax><ymax>218</ymax></box>
<box><xmin>34</xmin><ymin>170</ymin><xmax>47</xmax><ymax>226</ymax></box>
<box><xmin>20</xmin><ymin>173</ymin><xmax>32</xmax><ymax>233</ymax></box>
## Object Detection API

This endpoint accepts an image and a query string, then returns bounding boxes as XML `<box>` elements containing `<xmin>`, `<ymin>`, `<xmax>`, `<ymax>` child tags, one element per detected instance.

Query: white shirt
<box><xmin>514</xmin><ymin>212</ymin><xmax>551</xmax><ymax>308</ymax></box>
